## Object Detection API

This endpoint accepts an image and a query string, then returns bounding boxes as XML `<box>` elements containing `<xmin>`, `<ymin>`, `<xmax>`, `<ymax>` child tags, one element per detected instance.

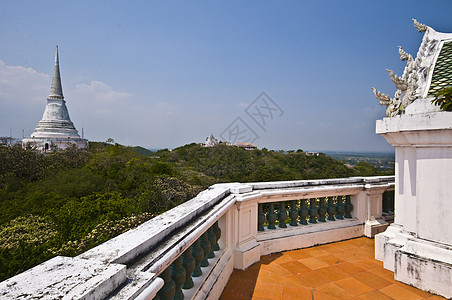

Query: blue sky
<box><xmin>1</xmin><ymin>1</ymin><xmax>452</xmax><ymax>151</ymax></box>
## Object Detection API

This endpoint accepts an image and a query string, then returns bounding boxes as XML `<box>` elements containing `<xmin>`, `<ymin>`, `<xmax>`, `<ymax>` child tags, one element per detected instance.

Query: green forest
<box><xmin>0</xmin><ymin>142</ymin><xmax>392</xmax><ymax>281</ymax></box>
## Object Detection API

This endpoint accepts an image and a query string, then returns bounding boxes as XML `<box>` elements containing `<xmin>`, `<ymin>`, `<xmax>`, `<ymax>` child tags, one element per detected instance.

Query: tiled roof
<box><xmin>236</xmin><ymin>142</ymin><xmax>257</xmax><ymax>147</ymax></box>
<box><xmin>428</xmin><ymin>41</ymin><xmax>452</xmax><ymax>97</ymax></box>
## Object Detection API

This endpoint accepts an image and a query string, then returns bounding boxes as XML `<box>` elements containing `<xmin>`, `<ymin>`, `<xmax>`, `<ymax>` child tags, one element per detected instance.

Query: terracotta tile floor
<box><xmin>220</xmin><ymin>237</ymin><xmax>446</xmax><ymax>300</ymax></box>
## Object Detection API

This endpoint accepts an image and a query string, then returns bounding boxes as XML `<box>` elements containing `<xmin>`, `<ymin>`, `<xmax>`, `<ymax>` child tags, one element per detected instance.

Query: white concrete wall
<box><xmin>376</xmin><ymin>111</ymin><xmax>452</xmax><ymax>298</ymax></box>
<box><xmin>416</xmin><ymin>147</ymin><xmax>452</xmax><ymax>244</ymax></box>
<box><xmin>257</xmin><ymin>220</ymin><xmax>363</xmax><ymax>255</ymax></box>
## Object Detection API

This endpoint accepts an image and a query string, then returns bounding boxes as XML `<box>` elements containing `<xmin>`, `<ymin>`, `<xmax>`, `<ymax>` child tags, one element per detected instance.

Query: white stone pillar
<box><xmin>375</xmin><ymin>111</ymin><xmax>452</xmax><ymax>298</ymax></box>
<box><xmin>363</xmin><ymin>187</ymin><xmax>389</xmax><ymax>238</ymax></box>
<box><xmin>233</xmin><ymin>199</ymin><xmax>261</xmax><ymax>269</ymax></box>
<box><xmin>228</xmin><ymin>184</ymin><xmax>260</xmax><ymax>270</ymax></box>
<box><xmin>350</xmin><ymin>192</ymin><xmax>367</xmax><ymax>223</ymax></box>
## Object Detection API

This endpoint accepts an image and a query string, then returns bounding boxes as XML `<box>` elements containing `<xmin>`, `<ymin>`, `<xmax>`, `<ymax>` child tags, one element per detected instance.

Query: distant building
<box><xmin>22</xmin><ymin>46</ymin><xmax>88</xmax><ymax>152</ymax></box>
<box><xmin>236</xmin><ymin>142</ymin><xmax>257</xmax><ymax>150</ymax></box>
<box><xmin>203</xmin><ymin>133</ymin><xmax>218</xmax><ymax>147</ymax></box>
<box><xmin>306</xmin><ymin>151</ymin><xmax>319</xmax><ymax>156</ymax></box>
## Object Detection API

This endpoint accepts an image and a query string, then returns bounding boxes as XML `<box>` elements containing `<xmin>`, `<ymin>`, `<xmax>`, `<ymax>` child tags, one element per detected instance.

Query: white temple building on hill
<box><xmin>22</xmin><ymin>46</ymin><xmax>88</xmax><ymax>152</ymax></box>
<box><xmin>203</xmin><ymin>133</ymin><xmax>218</xmax><ymax>147</ymax></box>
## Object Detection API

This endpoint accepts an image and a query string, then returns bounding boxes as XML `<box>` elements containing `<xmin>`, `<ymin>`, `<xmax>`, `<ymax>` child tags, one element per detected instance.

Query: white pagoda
<box><xmin>203</xmin><ymin>133</ymin><xmax>218</xmax><ymax>147</ymax></box>
<box><xmin>22</xmin><ymin>46</ymin><xmax>88</xmax><ymax>152</ymax></box>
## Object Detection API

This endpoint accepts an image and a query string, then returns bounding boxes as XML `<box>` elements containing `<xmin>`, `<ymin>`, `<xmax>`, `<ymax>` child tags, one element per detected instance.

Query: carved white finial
<box><xmin>413</xmin><ymin>18</ymin><xmax>428</xmax><ymax>32</ymax></box>
<box><xmin>372</xmin><ymin>87</ymin><xmax>400</xmax><ymax>117</ymax></box>
<box><xmin>371</xmin><ymin>87</ymin><xmax>391</xmax><ymax>105</ymax></box>
<box><xmin>398</xmin><ymin>46</ymin><xmax>412</xmax><ymax>62</ymax></box>
<box><xmin>386</xmin><ymin>69</ymin><xmax>408</xmax><ymax>91</ymax></box>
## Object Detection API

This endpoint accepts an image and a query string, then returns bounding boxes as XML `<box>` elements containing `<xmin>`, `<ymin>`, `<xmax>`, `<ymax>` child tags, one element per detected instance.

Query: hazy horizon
<box><xmin>133</xmin><ymin>144</ymin><xmax>395</xmax><ymax>154</ymax></box>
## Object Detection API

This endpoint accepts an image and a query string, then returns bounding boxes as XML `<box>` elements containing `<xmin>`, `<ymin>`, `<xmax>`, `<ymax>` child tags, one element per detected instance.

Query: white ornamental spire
<box><xmin>49</xmin><ymin>45</ymin><xmax>64</xmax><ymax>99</ymax></box>
<box><xmin>22</xmin><ymin>46</ymin><xmax>88</xmax><ymax>152</ymax></box>
<box><xmin>30</xmin><ymin>46</ymin><xmax>79</xmax><ymax>138</ymax></box>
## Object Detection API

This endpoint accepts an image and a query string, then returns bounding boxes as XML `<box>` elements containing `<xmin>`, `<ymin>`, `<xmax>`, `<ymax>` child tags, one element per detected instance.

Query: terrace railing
<box><xmin>0</xmin><ymin>176</ymin><xmax>394</xmax><ymax>300</ymax></box>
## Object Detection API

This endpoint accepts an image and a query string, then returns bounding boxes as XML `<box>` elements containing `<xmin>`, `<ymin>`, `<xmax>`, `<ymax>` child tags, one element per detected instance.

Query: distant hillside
<box><xmin>0</xmin><ymin>142</ymin><xmax>391</xmax><ymax>281</ymax></box>
<box><xmin>324</xmin><ymin>151</ymin><xmax>395</xmax><ymax>171</ymax></box>
<box><xmin>127</xmin><ymin>146</ymin><xmax>156</xmax><ymax>156</ymax></box>
<box><xmin>156</xmin><ymin>143</ymin><xmax>390</xmax><ymax>182</ymax></box>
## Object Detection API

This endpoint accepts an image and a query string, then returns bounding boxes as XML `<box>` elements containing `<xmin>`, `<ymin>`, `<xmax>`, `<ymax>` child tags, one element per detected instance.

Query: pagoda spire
<box><xmin>49</xmin><ymin>45</ymin><xmax>64</xmax><ymax>99</ymax></box>
<box><xmin>22</xmin><ymin>46</ymin><xmax>88</xmax><ymax>152</ymax></box>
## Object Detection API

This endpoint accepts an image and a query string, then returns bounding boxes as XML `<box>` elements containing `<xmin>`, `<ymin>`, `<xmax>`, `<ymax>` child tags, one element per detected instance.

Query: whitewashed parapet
<box><xmin>248</xmin><ymin>176</ymin><xmax>394</xmax><ymax>190</ymax></box>
<box><xmin>0</xmin><ymin>176</ymin><xmax>394</xmax><ymax>299</ymax></box>
<box><xmin>0</xmin><ymin>184</ymin><xmax>234</xmax><ymax>300</ymax></box>
<box><xmin>235</xmin><ymin>176</ymin><xmax>393</xmax><ymax>203</ymax></box>
<box><xmin>79</xmin><ymin>185</ymin><xmax>231</xmax><ymax>265</ymax></box>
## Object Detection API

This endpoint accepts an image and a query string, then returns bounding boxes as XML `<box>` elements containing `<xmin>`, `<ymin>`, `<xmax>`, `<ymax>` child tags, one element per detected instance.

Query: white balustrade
<box><xmin>0</xmin><ymin>176</ymin><xmax>394</xmax><ymax>299</ymax></box>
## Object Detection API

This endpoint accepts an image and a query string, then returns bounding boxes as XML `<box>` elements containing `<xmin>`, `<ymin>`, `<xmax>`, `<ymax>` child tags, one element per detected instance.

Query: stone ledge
<box><xmin>257</xmin><ymin>220</ymin><xmax>363</xmax><ymax>255</ymax></box>
<box><xmin>78</xmin><ymin>185</ymin><xmax>231</xmax><ymax>265</ymax></box>
<box><xmin>376</xmin><ymin>111</ymin><xmax>452</xmax><ymax>134</ymax></box>
<box><xmin>395</xmin><ymin>238</ymin><xmax>452</xmax><ymax>298</ymax></box>
<box><xmin>236</xmin><ymin>181</ymin><xmax>394</xmax><ymax>204</ymax></box>
<box><xmin>110</xmin><ymin>271</ymin><xmax>159</xmax><ymax>300</ymax></box>
<box><xmin>130</xmin><ymin>195</ymin><xmax>234</xmax><ymax>274</ymax></box>
<box><xmin>364</xmin><ymin>218</ymin><xmax>389</xmax><ymax>238</ymax></box>
<box><xmin>257</xmin><ymin>218</ymin><xmax>361</xmax><ymax>241</ymax></box>
<box><xmin>249</xmin><ymin>176</ymin><xmax>394</xmax><ymax>190</ymax></box>
<box><xmin>0</xmin><ymin>256</ymin><xmax>126</xmax><ymax>300</ymax></box>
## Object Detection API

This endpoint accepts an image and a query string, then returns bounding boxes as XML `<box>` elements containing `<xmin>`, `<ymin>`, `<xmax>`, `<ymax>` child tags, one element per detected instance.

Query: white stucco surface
<box><xmin>375</xmin><ymin>111</ymin><xmax>452</xmax><ymax>298</ymax></box>
<box><xmin>0</xmin><ymin>256</ymin><xmax>126</xmax><ymax>300</ymax></box>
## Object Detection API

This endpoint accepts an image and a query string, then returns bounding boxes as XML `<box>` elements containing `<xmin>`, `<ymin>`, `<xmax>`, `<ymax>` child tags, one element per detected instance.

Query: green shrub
<box><xmin>432</xmin><ymin>86</ymin><xmax>452</xmax><ymax>111</ymax></box>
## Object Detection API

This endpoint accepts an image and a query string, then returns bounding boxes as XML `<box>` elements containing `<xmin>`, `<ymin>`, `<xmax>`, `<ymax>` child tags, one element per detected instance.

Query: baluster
<box><xmin>157</xmin><ymin>267</ymin><xmax>175</xmax><ymax>300</ymax></box>
<box><xmin>266</xmin><ymin>203</ymin><xmax>277</xmax><ymax>229</ymax></box>
<box><xmin>318</xmin><ymin>198</ymin><xmax>327</xmax><ymax>222</ymax></box>
<box><xmin>327</xmin><ymin>196</ymin><xmax>336</xmax><ymax>221</ymax></box>
<box><xmin>213</xmin><ymin>221</ymin><xmax>221</xmax><ymax>251</ymax></box>
<box><xmin>382</xmin><ymin>191</ymin><xmax>395</xmax><ymax>213</ymax></box>
<box><xmin>382</xmin><ymin>191</ymin><xmax>389</xmax><ymax>213</ymax></box>
<box><xmin>181</xmin><ymin>248</ymin><xmax>195</xmax><ymax>289</ymax></box>
<box><xmin>308</xmin><ymin>198</ymin><xmax>318</xmax><ymax>223</ymax></box>
<box><xmin>207</xmin><ymin>227</ymin><xmax>216</xmax><ymax>258</ymax></box>
<box><xmin>171</xmin><ymin>256</ymin><xmax>186</xmax><ymax>300</ymax></box>
<box><xmin>191</xmin><ymin>239</ymin><xmax>203</xmax><ymax>277</ymax></box>
<box><xmin>258</xmin><ymin>203</ymin><xmax>265</xmax><ymax>231</ymax></box>
<box><xmin>289</xmin><ymin>200</ymin><xmax>298</xmax><ymax>226</ymax></box>
<box><xmin>277</xmin><ymin>202</ymin><xmax>288</xmax><ymax>228</ymax></box>
<box><xmin>200</xmin><ymin>232</ymin><xmax>211</xmax><ymax>267</ymax></box>
<box><xmin>335</xmin><ymin>195</ymin><xmax>345</xmax><ymax>219</ymax></box>
<box><xmin>298</xmin><ymin>199</ymin><xmax>308</xmax><ymax>225</ymax></box>
<box><xmin>344</xmin><ymin>195</ymin><xmax>353</xmax><ymax>218</ymax></box>
<box><xmin>389</xmin><ymin>191</ymin><xmax>394</xmax><ymax>213</ymax></box>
